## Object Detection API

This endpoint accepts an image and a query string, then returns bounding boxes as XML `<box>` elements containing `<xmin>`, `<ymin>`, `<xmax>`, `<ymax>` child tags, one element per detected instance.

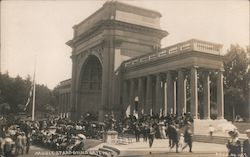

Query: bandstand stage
<box><xmin>57</xmin><ymin>1</ymin><xmax>228</xmax><ymax>132</ymax></box>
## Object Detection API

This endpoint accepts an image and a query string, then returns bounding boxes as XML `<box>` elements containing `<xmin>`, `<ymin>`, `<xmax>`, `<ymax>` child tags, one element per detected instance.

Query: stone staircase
<box><xmin>193</xmin><ymin>134</ymin><xmax>246</xmax><ymax>145</ymax></box>
<box><xmin>86</xmin><ymin>142</ymin><xmax>121</xmax><ymax>157</ymax></box>
<box><xmin>95</xmin><ymin>145</ymin><xmax>120</xmax><ymax>157</ymax></box>
<box><xmin>87</xmin><ymin>144</ymin><xmax>120</xmax><ymax>157</ymax></box>
<box><xmin>233</xmin><ymin>122</ymin><xmax>250</xmax><ymax>134</ymax></box>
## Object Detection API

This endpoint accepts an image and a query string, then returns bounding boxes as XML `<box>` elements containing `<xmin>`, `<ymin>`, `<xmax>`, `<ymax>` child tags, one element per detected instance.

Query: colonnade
<box><xmin>122</xmin><ymin>67</ymin><xmax>224</xmax><ymax>119</ymax></box>
<box><xmin>58</xmin><ymin>92</ymin><xmax>71</xmax><ymax>118</ymax></box>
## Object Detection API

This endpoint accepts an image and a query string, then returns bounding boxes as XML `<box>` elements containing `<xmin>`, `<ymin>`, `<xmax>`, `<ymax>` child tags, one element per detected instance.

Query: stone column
<box><xmin>130</xmin><ymin>79</ymin><xmax>135</xmax><ymax>115</ymax></box>
<box><xmin>70</xmin><ymin>54</ymin><xmax>77</xmax><ymax>119</ymax></box>
<box><xmin>122</xmin><ymin>80</ymin><xmax>129</xmax><ymax>115</ymax></box>
<box><xmin>191</xmin><ymin>67</ymin><xmax>198</xmax><ymax>119</ymax></box>
<box><xmin>138</xmin><ymin>77</ymin><xmax>143</xmax><ymax>115</ymax></box>
<box><xmin>167</xmin><ymin>71</ymin><xmax>174</xmax><ymax>114</ymax></box>
<box><xmin>66</xmin><ymin>93</ymin><xmax>69</xmax><ymax>114</ymax></box>
<box><xmin>62</xmin><ymin>94</ymin><xmax>64</xmax><ymax>113</ymax></box>
<box><xmin>203</xmin><ymin>71</ymin><xmax>210</xmax><ymax>119</ymax></box>
<box><xmin>146</xmin><ymin>75</ymin><xmax>152</xmax><ymax>114</ymax></box>
<box><xmin>217</xmin><ymin>70</ymin><xmax>224</xmax><ymax>119</ymax></box>
<box><xmin>142</xmin><ymin>77</ymin><xmax>146</xmax><ymax>115</ymax></box>
<box><xmin>64</xmin><ymin>93</ymin><xmax>66</xmax><ymax>117</ymax></box>
<box><xmin>65</xmin><ymin>93</ymin><xmax>68</xmax><ymax>113</ymax></box>
<box><xmin>65</xmin><ymin>93</ymin><xmax>67</xmax><ymax>113</ymax></box>
<box><xmin>173</xmin><ymin>80</ymin><xmax>177</xmax><ymax>115</ymax></box>
<box><xmin>100</xmin><ymin>39</ymin><xmax>115</xmax><ymax>121</ymax></box>
<box><xmin>183</xmin><ymin>79</ymin><xmax>187</xmax><ymax>114</ymax></box>
<box><xmin>177</xmin><ymin>70</ymin><xmax>186</xmax><ymax>116</ymax></box>
<box><xmin>163</xmin><ymin>80</ymin><xmax>167</xmax><ymax>116</ymax></box>
<box><xmin>155</xmin><ymin>74</ymin><xmax>162</xmax><ymax>115</ymax></box>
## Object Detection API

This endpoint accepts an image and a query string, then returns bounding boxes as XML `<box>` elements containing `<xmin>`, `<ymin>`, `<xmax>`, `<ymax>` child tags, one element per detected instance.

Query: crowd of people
<box><xmin>226</xmin><ymin>128</ymin><xmax>250</xmax><ymax>157</ymax></box>
<box><xmin>0</xmin><ymin>111</ymin><xmax>249</xmax><ymax>157</ymax></box>
<box><xmin>0</xmin><ymin>114</ymin><xmax>102</xmax><ymax>157</ymax></box>
<box><xmin>0</xmin><ymin>112</ymin><xmax>194</xmax><ymax>156</ymax></box>
<box><xmin>116</xmin><ymin>112</ymin><xmax>194</xmax><ymax>153</ymax></box>
<box><xmin>0</xmin><ymin>119</ymin><xmax>31</xmax><ymax>157</ymax></box>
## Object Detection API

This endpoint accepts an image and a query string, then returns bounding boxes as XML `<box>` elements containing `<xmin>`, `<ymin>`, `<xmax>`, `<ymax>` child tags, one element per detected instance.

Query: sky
<box><xmin>1</xmin><ymin>0</ymin><xmax>249</xmax><ymax>89</ymax></box>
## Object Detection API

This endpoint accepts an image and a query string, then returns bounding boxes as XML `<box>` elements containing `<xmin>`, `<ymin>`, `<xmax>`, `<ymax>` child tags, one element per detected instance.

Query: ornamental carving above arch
<box><xmin>76</xmin><ymin>46</ymin><xmax>103</xmax><ymax>70</ymax></box>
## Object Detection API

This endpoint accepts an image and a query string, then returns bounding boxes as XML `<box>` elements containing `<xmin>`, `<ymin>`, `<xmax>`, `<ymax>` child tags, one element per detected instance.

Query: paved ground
<box><xmin>102</xmin><ymin>138</ymin><xmax>228</xmax><ymax>157</ymax></box>
<box><xmin>16</xmin><ymin>138</ymin><xmax>228</xmax><ymax>157</ymax></box>
<box><xmin>120</xmin><ymin>152</ymin><xmax>226</xmax><ymax>157</ymax></box>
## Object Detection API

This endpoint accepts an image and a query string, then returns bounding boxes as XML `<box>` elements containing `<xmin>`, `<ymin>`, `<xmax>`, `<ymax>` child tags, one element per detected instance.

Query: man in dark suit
<box><xmin>243</xmin><ymin>129</ymin><xmax>250</xmax><ymax>157</ymax></box>
<box><xmin>183</xmin><ymin>124</ymin><xmax>193</xmax><ymax>153</ymax></box>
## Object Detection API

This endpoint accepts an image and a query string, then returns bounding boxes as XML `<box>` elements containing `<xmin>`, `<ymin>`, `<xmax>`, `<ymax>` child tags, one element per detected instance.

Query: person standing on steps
<box><xmin>208</xmin><ymin>124</ymin><xmax>214</xmax><ymax>137</ymax></box>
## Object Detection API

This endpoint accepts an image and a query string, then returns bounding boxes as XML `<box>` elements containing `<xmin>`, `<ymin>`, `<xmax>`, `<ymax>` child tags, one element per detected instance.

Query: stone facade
<box><xmin>57</xmin><ymin>79</ymin><xmax>71</xmax><ymax>118</ymax></box>
<box><xmin>60</xmin><ymin>1</ymin><xmax>225</xmax><ymax>121</ymax></box>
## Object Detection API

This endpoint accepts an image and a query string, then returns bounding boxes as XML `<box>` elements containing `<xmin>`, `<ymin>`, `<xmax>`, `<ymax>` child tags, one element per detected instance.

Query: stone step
<box><xmin>97</xmin><ymin>145</ymin><xmax>120</xmax><ymax>157</ymax></box>
<box><xmin>233</xmin><ymin>123</ymin><xmax>250</xmax><ymax>134</ymax></box>
<box><xmin>193</xmin><ymin>135</ymin><xmax>246</xmax><ymax>145</ymax></box>
<box><xmin>103</xmin><ymin>145</ymin><xmax>120</xmax><ymax>155</ymax></box>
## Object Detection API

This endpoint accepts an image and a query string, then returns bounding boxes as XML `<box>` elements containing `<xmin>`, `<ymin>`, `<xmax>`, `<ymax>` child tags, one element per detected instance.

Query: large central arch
<box><xmin>77</xmin><ymin>55</ymin><xmax>102</xmax><ymax>117</ymax></box>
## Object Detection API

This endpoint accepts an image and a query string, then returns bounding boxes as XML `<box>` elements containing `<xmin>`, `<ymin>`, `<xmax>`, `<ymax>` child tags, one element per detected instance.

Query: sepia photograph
<box><xmin>0</xmin><ymin>0</ymin><xmax>249</xmax><ymax>157</ymax></box>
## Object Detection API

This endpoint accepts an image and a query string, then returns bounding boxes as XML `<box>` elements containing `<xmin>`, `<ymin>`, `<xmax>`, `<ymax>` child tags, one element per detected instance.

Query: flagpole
<box><xmin>32</xmin><ymin>57</ymin><xmax>36</xmax><ymax>121</ymax></box>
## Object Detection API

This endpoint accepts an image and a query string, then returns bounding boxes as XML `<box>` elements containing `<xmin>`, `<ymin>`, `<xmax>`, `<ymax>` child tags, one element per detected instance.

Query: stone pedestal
<box><xmin>103</xmin><ymin>131</ymin><xmax>118</xmax><ymax>144</ymax></box>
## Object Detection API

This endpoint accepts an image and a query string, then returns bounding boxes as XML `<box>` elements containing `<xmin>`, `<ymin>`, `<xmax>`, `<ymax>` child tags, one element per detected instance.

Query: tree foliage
<box><xmin>223</xmin><ymin>44</ymin><xmax>250</xmax><ymax>120</ymax></box>
<box><xmin>0</xmin><ymin>72</ymin><xmax>56</xmax><ymax>117</ymax></box>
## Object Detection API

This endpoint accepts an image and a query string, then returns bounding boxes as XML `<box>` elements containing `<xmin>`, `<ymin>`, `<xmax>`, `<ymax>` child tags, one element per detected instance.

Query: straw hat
<box><xmin>77</xmin><ymin>134</ymin><xmax>86</xmax><ymax>140</ymax></box>
<box><xmin>159</xmin><ymin>122</ymin><xmax>164</xmax><ymax>125</ymax></box>
<box><xmin>4</xmin><ymin>137</ymin><xmax>13</xmax><ymax>143</ymax></box>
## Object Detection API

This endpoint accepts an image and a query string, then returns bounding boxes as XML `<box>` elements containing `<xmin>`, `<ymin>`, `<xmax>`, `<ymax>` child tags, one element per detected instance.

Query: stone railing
<box><xmin>124</xmin><ymin>39</ymin><xmax>223</xmax><ymax>67</ymax></box>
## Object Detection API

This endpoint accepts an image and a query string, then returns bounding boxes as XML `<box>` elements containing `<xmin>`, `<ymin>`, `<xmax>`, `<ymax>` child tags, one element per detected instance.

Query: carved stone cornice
<box><xmin>68</xmin><ymin>20</ymin><xmax>168</xmax><ymax>48</ymax></box>
<box><xmin>104</xmin><ymin>20</ymin><xmax>168</xmax><ymax>39</ymax></box>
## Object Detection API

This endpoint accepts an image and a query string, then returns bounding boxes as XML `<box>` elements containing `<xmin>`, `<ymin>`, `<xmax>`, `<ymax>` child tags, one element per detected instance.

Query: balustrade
<box><xmin>123</xmin><ymin>39</ymin><xmax>222</xmax><ymax>68</ymax></box>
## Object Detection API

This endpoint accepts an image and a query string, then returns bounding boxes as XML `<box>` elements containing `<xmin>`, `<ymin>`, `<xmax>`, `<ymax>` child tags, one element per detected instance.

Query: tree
<box><xmin>0</xmin><ymin>72</ymin><xmax>57</xmax><ymax>119</ymax></box>
<box><xmin>224</xmin><ymin>44</ymin><xmax>250</xmax><ymax>121</ymax></box>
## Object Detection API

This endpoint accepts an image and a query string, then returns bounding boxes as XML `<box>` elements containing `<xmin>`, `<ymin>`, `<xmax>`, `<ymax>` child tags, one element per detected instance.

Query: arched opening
<box><xmin>78</xmin><ymin>55</ymin><xmax>102</xmax><ymax>117</ymax></box>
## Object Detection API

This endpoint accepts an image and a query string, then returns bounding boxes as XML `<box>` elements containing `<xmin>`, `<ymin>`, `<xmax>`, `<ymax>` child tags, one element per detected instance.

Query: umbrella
<box><xmin>77</xmin><ymin>134</ymin><xmax>86</xmax><ymax>140</ymax></box>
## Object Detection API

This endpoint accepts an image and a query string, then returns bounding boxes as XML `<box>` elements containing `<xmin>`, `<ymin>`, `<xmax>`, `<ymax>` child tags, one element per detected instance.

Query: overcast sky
<box><xmin>1</xmin><ymin>0</ymin><xmax>249</xmax><ymax>89</ymax></box>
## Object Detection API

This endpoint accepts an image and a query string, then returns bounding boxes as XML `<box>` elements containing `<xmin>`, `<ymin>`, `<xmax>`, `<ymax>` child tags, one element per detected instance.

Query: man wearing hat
<box><xmin>226</xmin><ymin>130</ymin><xmax>241</xmax><ymax>157</ymax></box>
<box><xmin>3</xmin><ymin>134</ymin><xmax>14</xmax><ymax>157</ymax></box>
<box><xmin>243</xmin><ymin>129</ymin><xmax>250</xmax><ymax>157</ymax></box>
<box><xmin>183</xmin><ymin>124</ymin><xmax>193</xmax><ymax>153</ymax></box>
